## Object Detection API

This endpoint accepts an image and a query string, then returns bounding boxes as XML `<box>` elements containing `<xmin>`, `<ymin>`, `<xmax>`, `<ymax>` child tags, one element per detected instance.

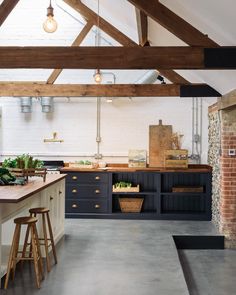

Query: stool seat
<box><xmin>14</xmin><ymin>216</ymin><xmax>38</xmax><ymax>225</ymax></box>
<box><xmin>29</xmin><ymin>207</ymin><xmax>49</xmax><ymax>214</ymax></box>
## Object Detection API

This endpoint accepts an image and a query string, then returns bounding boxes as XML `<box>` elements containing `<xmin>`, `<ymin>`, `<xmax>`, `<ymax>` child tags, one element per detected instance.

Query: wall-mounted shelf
<box><xmin>44</xmin><ymin>132</ymin><xmax>64</xmax><ymax>143</ymax></box>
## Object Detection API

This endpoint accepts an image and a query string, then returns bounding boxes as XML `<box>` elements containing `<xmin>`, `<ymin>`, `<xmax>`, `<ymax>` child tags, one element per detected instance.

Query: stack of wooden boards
<box><xmin>149</xmin><ymin>120</ymin><xmax>188</xmax><ymax>168</ymax></box>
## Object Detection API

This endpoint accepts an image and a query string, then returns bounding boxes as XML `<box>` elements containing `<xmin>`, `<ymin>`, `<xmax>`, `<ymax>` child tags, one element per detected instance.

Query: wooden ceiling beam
<box><xmin>128</xmin><ymin>0</ymin><xmax>219</xmax><ymax>47</ymax></box>
<box><xmin>63</xmin><ymin>0</ymin><xmax>189</xmax><ymax>84</ymax></box>
<box><xmin>0</xmin><ymin>83</ymin><xmax>221</xmax><ymax>97</ymax></box>
<box><xmin>46</xmin><ymin>21</ymin><xmax>93</xmax><ymax>84</ymax></box>
<box><xmin>0</xmin><ymin>0</ymin><xmax>19</xmax><ymax>26</ymax></box>
<box><xmin>135</xmin><ymin>8</ymin><xmax>148</xmax><ymax>46</ymax></box>
<box><xmin>1</xmin><ymin>46</ymin><xmax>235</xmax><ymax>69</ymax></box>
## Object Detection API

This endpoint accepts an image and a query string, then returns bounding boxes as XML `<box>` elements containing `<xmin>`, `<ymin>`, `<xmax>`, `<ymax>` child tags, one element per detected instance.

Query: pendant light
<box><xmin>94</xmin><ymin>0</ymin><xmax>102</xmax><ymax>84</ymax></box>
<box><xmin>94</xmin><ymin>69</ymin><xmax>102</xmax><ymax>84</ymax></box>
<box><xmin>43</xmin><ymin>0</ymin><xmax>58</xmax><ymax>33</ymax></box>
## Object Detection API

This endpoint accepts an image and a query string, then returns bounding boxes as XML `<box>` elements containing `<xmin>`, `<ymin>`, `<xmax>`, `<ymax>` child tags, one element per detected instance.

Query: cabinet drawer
<box><xmin>66</xmin><ymin>172</ymin><xmax>108</xmax><ymax>183</ymax></box>
<box><xmin>66</xmin><ymin>199</ymin><xmax>108</xmax><ymax>213</ymax></box>
<box><xmin>66</xmin><ymin>184</ymin><xmax>108</xmax><ymax>199</ymax></box>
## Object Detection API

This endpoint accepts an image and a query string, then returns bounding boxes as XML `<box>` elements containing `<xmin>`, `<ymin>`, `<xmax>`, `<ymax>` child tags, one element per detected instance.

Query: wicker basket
<box><xmin>119</xmin><ymin>197</ymin><xmax>144</xmax><ymax>213</ymax></box>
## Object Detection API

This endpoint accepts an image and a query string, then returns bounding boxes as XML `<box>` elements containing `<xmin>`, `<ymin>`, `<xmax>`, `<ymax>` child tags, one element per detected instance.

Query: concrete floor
<box><xmin>1</xmin><ymin>219</ymin><xmax>235</xmax><ymax>295</ymax></box>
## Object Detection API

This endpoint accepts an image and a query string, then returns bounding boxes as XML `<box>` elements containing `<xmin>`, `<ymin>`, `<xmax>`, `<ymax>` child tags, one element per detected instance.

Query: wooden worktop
<box><xmin>61</xmin><ymin>164</ymin><xmax>212</xmax><ymax>173</ymax></box>
<box><xmin>0</xmin><ymin>174</ymin><xmax>66</xmax><ymax>203</ymax></box>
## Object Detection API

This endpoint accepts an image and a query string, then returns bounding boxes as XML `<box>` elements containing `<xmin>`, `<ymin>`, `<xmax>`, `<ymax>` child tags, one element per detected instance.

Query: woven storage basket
<box><xmin>119</xmin><ymin>197</ymin><xmax>144</xmax><ymax>213</ymax></box>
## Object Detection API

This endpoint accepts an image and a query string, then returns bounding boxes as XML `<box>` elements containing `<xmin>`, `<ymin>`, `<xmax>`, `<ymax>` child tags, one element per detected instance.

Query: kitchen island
<box><xmin>61</xmin><ymin>164</ymin><xmax>212</xmax><ymax>221</ymax></box>
<box><xmin>0</xmin><ymin>174</ymin><xmax>66</xmax><ymax>281</ymax></box>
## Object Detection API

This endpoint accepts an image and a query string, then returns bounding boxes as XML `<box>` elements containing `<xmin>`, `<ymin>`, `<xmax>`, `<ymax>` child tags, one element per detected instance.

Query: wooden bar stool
<box><xmin>4</xmin><ymin>216</ymin><xmax>44</xmax><ymax>289</ymax></box>
<box><xmin>29</xmin><ymin>207</ymin><xmax>57</xmax><ymax>272</ymax></box>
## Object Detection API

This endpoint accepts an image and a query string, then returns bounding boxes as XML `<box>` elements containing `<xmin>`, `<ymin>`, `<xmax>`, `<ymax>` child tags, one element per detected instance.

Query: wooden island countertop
<box><xmin>0</xmin><ymin>174</ymin><xmax>66</xmax><ymax>203</ymax></box>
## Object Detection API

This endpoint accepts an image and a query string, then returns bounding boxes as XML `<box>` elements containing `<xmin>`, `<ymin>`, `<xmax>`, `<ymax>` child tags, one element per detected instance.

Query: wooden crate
<box><xmin>69</xmin><ymin>163</ymin><xmax>93</xmax><ymax>169</ymax></box>
<box><xmin>112</xmin><ymin>184</ymin><xmax>140</xmax><ymax>193</ymax></box>
<box><xmin>119</xmin><ymin>197</ymin><xmax>144</xmax><ymax>213</ymax></box>
<box><xmin>9</xmin><ymin>168</ymin><xmax>47</xmax><ymax>182</ymax></box>
<box><xmin>164</xmin><ymin>149</ymin><xmax>188</xmax><ymax>169</ymax></box>
<box><xmin>172</xmin><ymin>186</ymin><xmax>204</xmax><ymax>193</ymax></box>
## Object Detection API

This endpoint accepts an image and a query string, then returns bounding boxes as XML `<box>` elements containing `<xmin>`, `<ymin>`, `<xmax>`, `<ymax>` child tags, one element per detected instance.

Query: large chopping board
<box><xmin>149</xmin><ymin>120</ymin><xmax>172</xmax><ymax>167</ymax></box>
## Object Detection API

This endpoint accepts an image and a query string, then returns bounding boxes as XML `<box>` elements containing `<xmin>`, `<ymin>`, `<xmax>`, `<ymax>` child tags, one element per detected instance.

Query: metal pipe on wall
<box><xmin>200</xmin><ymin>98</ymin><xmax>203</xmax><ymax>158</ymax></box>
<box><xmin>191</xmin><ymin>97</ymin><xmax>203</xmax><ymax>164</ymax></box>
<box><xmin>192</xmin><ymin>98</ymin><xmax>195</xmax><ymax>157</ymax></box>
<box><xmin>95</xmin><ymin>97</ymin><xmax>102</xmax><ymax>159</ymax></box>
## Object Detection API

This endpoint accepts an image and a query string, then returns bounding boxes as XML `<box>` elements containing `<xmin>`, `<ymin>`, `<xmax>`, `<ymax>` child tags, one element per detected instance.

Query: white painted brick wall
<box><xmin>0</xmin><ymin>96</ymin><xmax>216</xmax><ymax>164</ymax></box>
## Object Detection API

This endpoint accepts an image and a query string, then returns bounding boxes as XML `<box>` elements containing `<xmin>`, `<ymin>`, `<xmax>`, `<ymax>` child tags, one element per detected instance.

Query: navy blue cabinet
<box><xmin>65</xmin><ymin>172</ymin><xmax>110</xmax><ymax>217</ymax></box>
<box><xmin>64</xmin><ymin>170</ymin><xmax>212</xmax><ymax>220</ymax></box>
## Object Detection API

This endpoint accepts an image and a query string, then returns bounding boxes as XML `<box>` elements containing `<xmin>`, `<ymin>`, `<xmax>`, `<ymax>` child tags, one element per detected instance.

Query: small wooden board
<box><xmin>172</xmin><ymin>186</ymin><xmax>204</xmax><ymax>193</ymax></box>
<box><xmin>149</xmin><ymin>120</ymin><xmax>172</xmax><ymax>167</ymax></box>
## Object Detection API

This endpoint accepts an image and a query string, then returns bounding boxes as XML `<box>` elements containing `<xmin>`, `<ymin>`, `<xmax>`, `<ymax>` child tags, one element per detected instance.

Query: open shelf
<box><xmin>112</xmin><ymin>191</ymin><xmax>157</xmax><ymax>195</ymax></box>
<box><xmin>160</xmin><ymin>192</ymin><xmax>207</xmax><ymax>196</ymax></box>
<box><xmin>162</xmin><ymin>210</ymin><xmax>205</xmax><ymax>214</ymax></box>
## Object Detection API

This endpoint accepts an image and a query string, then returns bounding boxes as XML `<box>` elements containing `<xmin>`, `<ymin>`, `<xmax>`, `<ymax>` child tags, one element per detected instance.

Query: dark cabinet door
<box><xmin>66</xmin><ymin>184</ymin><xmax>108</xmax><ymax>199</ymax></box>
<box><xmin>66</xmin><ymin>199</ymin><xmax>108</xmax><ymax>213</ymax></box>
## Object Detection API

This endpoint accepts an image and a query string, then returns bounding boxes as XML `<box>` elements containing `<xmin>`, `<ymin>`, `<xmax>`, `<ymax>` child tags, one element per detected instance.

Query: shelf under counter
<box><xmin>112</xmin><ymin>191</ymin><xmax>157</xmax><ymax>195</ymax></box>
<box><xmin>160</xmin><ymin>192</ymin><xmax>207</xmax><ymax>196</ymax></box>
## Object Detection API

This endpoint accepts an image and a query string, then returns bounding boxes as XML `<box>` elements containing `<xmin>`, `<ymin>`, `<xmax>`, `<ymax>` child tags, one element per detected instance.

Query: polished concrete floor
<box><xmin>1</xmin><ymin>219</ymin><xmax>235</xmax><ymax>295</ymax></box>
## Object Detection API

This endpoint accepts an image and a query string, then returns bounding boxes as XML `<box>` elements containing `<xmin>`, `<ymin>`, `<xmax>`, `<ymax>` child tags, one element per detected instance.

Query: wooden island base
<box><xmin>0</xmin><ymin>174</ymin><xmax>66</xmax><ymax>282</ymax></box>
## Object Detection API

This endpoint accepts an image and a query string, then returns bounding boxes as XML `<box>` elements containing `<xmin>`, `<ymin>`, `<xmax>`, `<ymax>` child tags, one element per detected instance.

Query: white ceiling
<box><xmin>0</xmin><ymin>0</ymin><xmax>235</xmax><ymax>94</ymax></box>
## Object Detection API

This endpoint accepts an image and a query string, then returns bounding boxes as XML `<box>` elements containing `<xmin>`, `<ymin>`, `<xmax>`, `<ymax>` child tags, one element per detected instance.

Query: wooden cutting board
<box><xmin>149</xmin><ymin>120</ymin><xmax>172</xmax><ymax>167</ymax></box>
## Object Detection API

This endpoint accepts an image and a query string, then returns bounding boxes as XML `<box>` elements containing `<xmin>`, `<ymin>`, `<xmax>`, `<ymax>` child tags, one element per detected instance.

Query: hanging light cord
<box><xmin>96</xmin><ymin>0</ymin><xmax>100</xmax><ymax>47</ymax></box>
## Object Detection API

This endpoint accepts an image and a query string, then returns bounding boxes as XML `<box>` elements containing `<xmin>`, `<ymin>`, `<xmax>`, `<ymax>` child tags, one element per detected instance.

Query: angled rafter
<box><xmin>63</xmin><ymin>0</ymin><xmax>189</xmax><ymax>84</ymax></box>
<box><xmin>46</xmin><ymin>20</ymin><xmax>93</xmax><ymax>84</ymax></box>
<box><xmin>0</xmin><ymin>0</ymin><xmax>19</xmax><ymax>26</ymax></box>
<box><xmin>157</xmin><ymin>70</ymin><xmax>190</xmax><ymax>85</ymax></box>
<box><xmin>135</xmin><ymin>8</ymin><xmax>148</xmax><ymax>46</ymax></box>
<box><xmin>128</xmin><ymin>0</ymin><xmax>219</xmax><ymax>47</ymax></box>
<box><xmin>64</xmin><ymin>0</ymin><xmax>136</xmax><ymax>46</ymax></box>
<box><xmin>0</xmin><ymin>83</ymin><xmax>221</xmax><ymax>97</ymax></box>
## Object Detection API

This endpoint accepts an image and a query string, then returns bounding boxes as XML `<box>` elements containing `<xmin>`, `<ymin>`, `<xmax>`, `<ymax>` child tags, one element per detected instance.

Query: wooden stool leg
<box><xmin>30</xmin><ymin>225</ymin><xmax>41</xmax><ymax>289</ymax></box>
<box><xmin>21</xmin><ymin>224</ymin><xmax>31</xmax><ymax>268</ymax></box>
<box><xmin>33</xmin><ymin>223</ymin><xmax>44</xmax><ymax>281</ymax></box>
<box><xmin>28</xmin><ymin>212</ymin><xmax>36</xmax><ymax>258</ymax></box>
<box><xmin>11</xmin><ymin>224</ymin><xmax>21</xmax><ymax>281</ymax></box>
<box><xmin>46</xmin><ymin>212</ymin><xmax>57</xmax><ymax>264</ymax></box>
<box><xmin>42</xmin><ymin>213</ymin><xmax>51</xmax><ymax>272</ymax></box>
<box><xmin>4</xmin><ymin>224</ymin><xmax>21</xmax><ymax>289</ymax></box>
